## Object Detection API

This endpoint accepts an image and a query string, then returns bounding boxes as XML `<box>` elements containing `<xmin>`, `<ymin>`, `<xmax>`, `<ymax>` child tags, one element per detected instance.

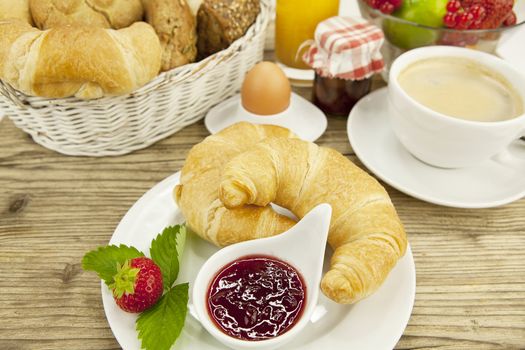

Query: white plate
<box><xmin>103</xmin><ymin>172</ymin><xmax>416</xmax><ymax>350</ymax></box>
<box><xmin>348</xmin><ymin>88</ymin><xmax>525</xmax><ymax>208</ymax></box>
<box><xmin>204</xmin><ymin>93</ymin><xmax>327</xmax><ymax>141</ymax></box>
<box><xmin>277</xmin><ymin>63</ymin><xmax>315</xmax><ymax>84</ymax></box>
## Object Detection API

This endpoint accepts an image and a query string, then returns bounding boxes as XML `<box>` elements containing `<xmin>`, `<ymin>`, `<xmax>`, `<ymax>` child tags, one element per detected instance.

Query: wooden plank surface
<box><xmin>0</xmin><ymin>84</ymin><xmax>524</xmax><ymax>350</ymax></box>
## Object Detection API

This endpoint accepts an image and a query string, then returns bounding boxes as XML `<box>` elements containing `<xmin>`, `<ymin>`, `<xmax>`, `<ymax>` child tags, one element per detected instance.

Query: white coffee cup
<box><xmin>388</xmin><ymin>46</ymin><xmax>525</xmax><ymax>168</ymax></box>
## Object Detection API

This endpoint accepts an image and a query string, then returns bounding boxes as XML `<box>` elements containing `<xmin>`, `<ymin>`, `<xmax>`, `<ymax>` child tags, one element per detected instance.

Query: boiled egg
<box><xmin>241</xmin><ymin>61</ymin><xmax>291</xmax><ymax>115</ymax></box>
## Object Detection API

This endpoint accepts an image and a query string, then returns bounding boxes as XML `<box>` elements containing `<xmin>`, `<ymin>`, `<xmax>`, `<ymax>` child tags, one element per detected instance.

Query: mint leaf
<box><xmin>82</xmin><ymin>245</ymin><xmax>144</xmax><ymax>286</ymax></box>
<box><xmin>150</xmin><ymin>225</ymin><xmax>187</xmax><ymax>290</ymax></box>
<box><xmin>136</xmin><ymin>283</ymin><xmax>189</xmax><ymax>350</ymax></box>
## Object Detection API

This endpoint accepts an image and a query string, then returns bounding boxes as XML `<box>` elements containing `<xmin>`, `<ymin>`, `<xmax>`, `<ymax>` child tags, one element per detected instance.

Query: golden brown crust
<box><xmin>219</xmin><ymin>137</ymin><xmax>408</xmax><ymax>304</ymax></box>
<box><xmin>174</xmin><ymin>122</ymin><xmax>297</xmax><ymax>246</ymax></box>
<box><xmin>0</xmin><ymin>20</ymin><xmax>38</xmax><ymax>75</ymax></box>
<box><xmin>0</xmin><ymin>0</ymin><xmax>33</xmax><ymax>25</ymax></box>
<box><xmin>29</xmin><ymin>0</ymin><xmax>143</xmax><ymax>29</ymax></box>
<box><xmin>0</xmin><ymin>20</ymin><xmax>161</xmax><ymax>99</ymax></box>
<box><xmin>143</xmin><ymin>0</ymin><xmax>197</xmax><ymax>72</ymax></box>
<box><xmin>87</xmin><ymin>0</ymin><xmax>144</xmax><ymax>28</ymax></box>
<box><xmin>30</xmin><ymin>0</ymin><xmax>108</xmax><ymax>28</ymax></box>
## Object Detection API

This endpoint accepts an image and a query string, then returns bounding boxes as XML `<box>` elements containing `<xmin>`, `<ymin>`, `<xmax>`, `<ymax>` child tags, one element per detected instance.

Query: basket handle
<box><xmin>0</xmin><ymin>80</ymin><xmax>27</xmax><ymax>108</ymax></box>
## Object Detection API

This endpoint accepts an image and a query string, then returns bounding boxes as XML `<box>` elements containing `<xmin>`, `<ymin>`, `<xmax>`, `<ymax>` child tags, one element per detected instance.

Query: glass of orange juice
<box><xmin>275</xmin><ymin>0</ymin><xmax>340</xmax><ymax>71</ymax></box>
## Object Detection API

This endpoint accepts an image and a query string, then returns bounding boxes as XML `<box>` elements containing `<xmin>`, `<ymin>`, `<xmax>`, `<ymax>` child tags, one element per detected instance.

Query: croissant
<box><xmin>29</xmin><ymin>0</ymin><xmax>144</xmax><ymax>29</ymax></box>
<box><xmin>0</xmin><ymin>0</ymin><xmax>33</xmax><ymax>24</ymax></box>
<box><xmin>0</xmin><ymin>19</ymin><xmax>161</xmax><ymax>99</ymax></box>
<box><xmin>174</xmin><ymin>122</ymin><xmax>297</xmax><ymax>246</ymax></box>
<box><xmin>219</xmin><ymin>137</ymin><xmax>407</xmax><ymax>304</ymax></box>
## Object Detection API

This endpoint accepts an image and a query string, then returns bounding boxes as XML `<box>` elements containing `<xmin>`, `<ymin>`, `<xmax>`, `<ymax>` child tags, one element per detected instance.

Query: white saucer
<box><xmin>103</xmin><ymin>171</ymin><xmax>416</xmax><ymax>350</ymax></box>
<box><xmin>205</xmin><ymin>92</ymin><xmax>327</xmax><ymax>141</ymax></box>
<box><xmin>277</xmin><ymin>63</ymin><xmax>315</xmax><ymax>86</ymax></box>
<box><xmin>348</xmin><ymin>88</ymin><xmax>525</xmax><ymax>208</ymax></box>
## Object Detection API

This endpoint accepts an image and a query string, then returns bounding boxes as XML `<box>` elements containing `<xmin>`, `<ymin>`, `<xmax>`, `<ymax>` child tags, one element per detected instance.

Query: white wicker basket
<box><xmin>0</xmin><ymin>0</ymin><xmax>271</xmax><ymax>156</ymax></box>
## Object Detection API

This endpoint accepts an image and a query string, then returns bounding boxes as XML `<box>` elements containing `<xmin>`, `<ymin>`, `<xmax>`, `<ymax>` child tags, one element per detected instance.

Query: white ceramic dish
<box><xmin>193</xmin><ymin>204</ymin><xmax>331</xmax><ymax>350</ymax></box>
<box><xmin>348</xmin><ymin>88</ymin><xmax>525</xmax><ymax>208</ymax></box>
<box><xmin>204</xmin><ymin>93</ymin><xmax>327</xmax><ymax>141</ymax></box>
<box><xmin>102</xmin><ymin>171</ymin><xmax>416</xmax><ymax>350</ymax></box>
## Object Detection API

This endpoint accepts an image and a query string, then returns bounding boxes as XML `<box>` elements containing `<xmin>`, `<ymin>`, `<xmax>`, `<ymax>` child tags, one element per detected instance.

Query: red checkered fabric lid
<box><xmin>303</xmin><ymin>16</ymin><xmax>385</xmax><ymax>80</ymax></box>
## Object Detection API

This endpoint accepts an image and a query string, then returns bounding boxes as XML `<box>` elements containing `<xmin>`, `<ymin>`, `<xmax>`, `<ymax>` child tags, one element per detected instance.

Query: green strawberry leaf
<box><xmin>136</xmin><ymin>283</ymin><xmax>189</xmax><ymax>350</ymax></box>
<box><xmin>176</xmin><ymin>226</ymin><xmax>187</xmax><ymax>270</ymax></box>
<box><xmin>82</xmin><ymin>245</ymin><xmax>144</xmax><ymax>286</ymax></box>
<box><xmin>150</xmin><ymin>225</ymin><xmax>187</xmax><ymax>290</ymax></box>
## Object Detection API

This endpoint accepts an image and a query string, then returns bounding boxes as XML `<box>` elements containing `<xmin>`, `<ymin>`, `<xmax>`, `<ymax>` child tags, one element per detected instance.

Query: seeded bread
<box><xmin>143</xmin><ymin>0</ymin><xmax>197</xmax><ymax>72</ymax></box>
<box><xmin>196</xmin><ymin>0</ymin><xmax>260</xmax><ymax>59</ymax></box>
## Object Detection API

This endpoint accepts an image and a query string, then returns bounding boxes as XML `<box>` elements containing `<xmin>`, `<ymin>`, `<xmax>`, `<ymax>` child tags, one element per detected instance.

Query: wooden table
<box><xmin>1</xmin><ymin>83</ymin><xmax>524</xmax><ymax>350</ymax></box>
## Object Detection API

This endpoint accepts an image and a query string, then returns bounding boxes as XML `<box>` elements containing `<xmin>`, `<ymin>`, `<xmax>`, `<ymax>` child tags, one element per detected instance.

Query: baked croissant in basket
<box><xmin>0</xmin><ymin>19</ymin><xmax>161</xmax><ymax>99</ymax></box>
<box><xmin>29</xmin><ymin>0</ymin><xmax>144</xmax><ymax>29</ymax></box>
<box><xmin>174</xmin><ymin>122</ymin><xmax>297</xmax><ymax>246</ymax></box>
<box><xmin>0</xmin><ymin>0</ymin><xmax>33</xmax><ymax>24</ymax></box>
<box><xmin>218</xmin><ymin>137</ymin><xmax>407</xmax><ymax>304</ymax></box>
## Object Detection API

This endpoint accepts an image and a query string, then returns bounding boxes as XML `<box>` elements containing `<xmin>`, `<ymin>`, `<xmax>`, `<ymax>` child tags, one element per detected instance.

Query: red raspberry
<box><xmin>390</xmin><ymin>0</ymin><xmax>402</xmax><ymax>7</ymax></box>
<box><xmin>380</xmin><ymin>1</ymin><xmax>396</xmax><ymax>14</ymax></box>
<box><xmin>457</xmin><ymin>12</ymin><xmax>475</xmax><ymax>29</ymax></box>
<box><xmin>469</xmin><ymin>4</ymin><xmax>486</xmax><ymax>19</ymax></box>
<box><xmin>110</xmin><ymin>257</ymin><xmax>164</xmax><ymax>313</ymax></box>
<box><xmin>444</xmin><ymin>12</ymin><xmax>458</xmax><ymax>27</ymax></box>
<box><xmin>366</xmin><ymin>0</ymin><xmax>402</xmax><ymax>14</ymax></box>
<box><xmin>447</xmin><ymin>0</ymin><xmax>462</xmax><ymax>13</ymax></box>
<box><xmin>444</xmin><ymin>0</ymin><xmax>514</xmax><ymax>29</ymax></box>
<box><xmin>503</xmin><ymin>11</ymin><xmax>517</xmax><ymax>26</ymax></box>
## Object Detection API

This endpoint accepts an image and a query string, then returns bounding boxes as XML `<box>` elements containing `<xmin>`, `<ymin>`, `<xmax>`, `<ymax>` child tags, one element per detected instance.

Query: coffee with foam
<box><xmin>398</xmin><ymin>57</ymin><xmax>523</xmax><ymax>122</ymax></box>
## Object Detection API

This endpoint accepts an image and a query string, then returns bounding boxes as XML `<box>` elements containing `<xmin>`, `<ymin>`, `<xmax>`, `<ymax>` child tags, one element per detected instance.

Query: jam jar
<box><xmin>312</xmin><ymin>73</ymin><xmax>372</xmax><ymax>116</ymax></box>
<box><xmin>303</xmin><ymin>16</ymin><xmax>385</xmax><ymax>116</ymax></box>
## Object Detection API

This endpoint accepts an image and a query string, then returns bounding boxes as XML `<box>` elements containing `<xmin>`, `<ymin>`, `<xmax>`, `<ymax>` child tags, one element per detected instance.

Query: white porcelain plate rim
<box><xmin>347</xmin><ymin>88</ymin><xmax>525</xmax><ymax>208</ymax></box>
<box><xmin>102</xmin><ymin>171</ymin><xmax>416</xmax><ymax>350</ymax></box>
<box><xmin>204</xmin><ymin>92</ymin><xmax>327</xmax><ymax>141</ymax></box>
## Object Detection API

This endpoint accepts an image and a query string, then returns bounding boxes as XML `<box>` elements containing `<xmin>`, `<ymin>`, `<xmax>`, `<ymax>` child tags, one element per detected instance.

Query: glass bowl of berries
<box><xmin>358</xmin><ymin>0</ymin><xmax>525</xmax><ymax>77</ymax></box>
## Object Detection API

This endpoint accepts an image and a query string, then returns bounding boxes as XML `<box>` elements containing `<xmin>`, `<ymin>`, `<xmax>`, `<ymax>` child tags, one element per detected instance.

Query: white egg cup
<box><xmin>192</xmin><ymin>204</ymin><xmax>332</xmax><ymax>350</ymax></box>
<box><xmin>204</xmin><ymin>92</ymin><xmax>328</xmax><ymax>141</ymax></box>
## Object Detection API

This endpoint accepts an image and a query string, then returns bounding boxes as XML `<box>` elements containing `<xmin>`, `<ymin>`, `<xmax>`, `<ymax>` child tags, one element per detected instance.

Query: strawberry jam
<box><xmin>207</xmin><ymin>255</ymin><xmax>306</xmax><ymax>341</ymax></box>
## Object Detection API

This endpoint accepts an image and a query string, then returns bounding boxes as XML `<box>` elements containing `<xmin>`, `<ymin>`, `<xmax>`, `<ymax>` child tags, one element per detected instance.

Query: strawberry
<box><xmin>109</xmin><ymin>257</ymin><xmax>163</xmax><ymax>313</ymax></box>
<box><xmin>82</xmin><ymin>226</ymin><xmax>189</xmax><ymax>350</ymax></box>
